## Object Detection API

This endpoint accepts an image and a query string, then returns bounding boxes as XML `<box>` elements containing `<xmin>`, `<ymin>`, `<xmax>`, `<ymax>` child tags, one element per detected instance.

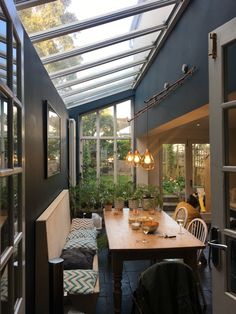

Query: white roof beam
<box><xmin>53</xmin><ymin>44</ymin><xmax>153</xmax><ymax>85</ymax></box>
<box><xmin>65</xmin><ymin>84</ymin><xmax>132</xmax><ymax>107</ymax></box>
<box><xmin>42</xmin><ymin>24</ymin><xmax>166</xmax><ymax>65</ymax></box>
<box><xmin>15</xmin><ymin>0</ymin><xmax>56</xmax><ymax>10</ymax></box>
<box><xmin>61</xmin><ymin>72</ymin><xmax>138</xmax><ymax>98</ymax></box>
<box><xmin>30</xmin><ymin>0</ymin><xmax>178</xmax><ymax>43</ymax></box>
<box><xmin>56</xmin><ymin>59</ymin><xmax>145</xmax><ymax>86</ymax></box>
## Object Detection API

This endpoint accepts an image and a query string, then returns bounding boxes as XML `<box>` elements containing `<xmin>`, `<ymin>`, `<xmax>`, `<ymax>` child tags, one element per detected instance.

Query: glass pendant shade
<box><xmin>126</xmin><ymin>150</ymin><xmax>134</xmax><ymax>164</ymax></box>
<box><xmin>133</xmin><ymin>149</ymin><xmax>142</xmax><ymax>167</ymax></box>
<box><xmin>141</xmin><ymin>149</ymin><xmax>155</xmax><ymax>170</ymax></box>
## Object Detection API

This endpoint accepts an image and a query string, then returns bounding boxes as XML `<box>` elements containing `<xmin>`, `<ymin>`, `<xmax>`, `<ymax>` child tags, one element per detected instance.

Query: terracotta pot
<box><xmin>128</xmin><ymin>199</ymin><xmax>139</xmax><ymax>210</ymax></box>
<box><xmin>104</xmin><ymin>204</ymin><xmax>112</xmax><ymax>211</ymax></box>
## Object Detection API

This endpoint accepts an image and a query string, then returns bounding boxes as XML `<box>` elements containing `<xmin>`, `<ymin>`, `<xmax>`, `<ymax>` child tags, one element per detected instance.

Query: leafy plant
<box><xmin>163</xmin><ymin>176</ymin><xmax>185</xmax><ymax>195</ymax></box>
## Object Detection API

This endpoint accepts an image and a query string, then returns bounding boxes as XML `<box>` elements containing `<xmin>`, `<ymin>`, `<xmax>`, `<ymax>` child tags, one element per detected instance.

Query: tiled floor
<box><xmin>65</xmin><ymin>233</ymin><xmax>212</xmax><ymax>314</ymax></box>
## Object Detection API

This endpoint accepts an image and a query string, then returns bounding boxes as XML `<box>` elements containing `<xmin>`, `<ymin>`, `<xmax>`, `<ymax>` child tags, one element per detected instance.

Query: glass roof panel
<box><xmin>18</xmin><ymin>0</ymin><xmax>139</xmax><ymax>33</ymax></box>
<box><xmin>32</xmin><ymin>5</ymin><xmax>172</xmax><ymax>58</ymax></box>
<box><xmin>16</xmin><ymin>0</ymin><xmax>187</xmax><ymax>108</ymax></box>
<box><xmin>59</xmin><ymin>72</ymin><xmax>137</xmax><ymax>97</ymax></box>
<box><xmin>49</xmin><ymin>50</ymin><xmax>148</xmax><ymax>85</ymax></box>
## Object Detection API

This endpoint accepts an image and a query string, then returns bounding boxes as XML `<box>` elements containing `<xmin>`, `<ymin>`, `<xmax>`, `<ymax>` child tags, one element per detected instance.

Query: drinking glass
<box><xmin>177</xmin><ymin>218</ymin><xmax>184</xmax><ymax>234</ymax></box>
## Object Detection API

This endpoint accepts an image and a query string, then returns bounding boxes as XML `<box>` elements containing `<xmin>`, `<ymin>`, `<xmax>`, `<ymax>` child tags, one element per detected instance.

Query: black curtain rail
<box><xmin>128</xmin><ymin>66</ymin><xmax>197</xmax><ymax>122</ymax></box>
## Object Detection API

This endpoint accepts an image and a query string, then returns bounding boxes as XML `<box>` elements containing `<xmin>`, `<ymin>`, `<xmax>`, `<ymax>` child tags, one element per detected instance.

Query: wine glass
<box><xmin>140</xmin><ymin>224</ymin><xmax>150</xmax><ymax>243</ymax></box>
<box><xmin>177</xmin><ymin>218</ymin><xmax>184</xmax><ymax>234</ymax></box>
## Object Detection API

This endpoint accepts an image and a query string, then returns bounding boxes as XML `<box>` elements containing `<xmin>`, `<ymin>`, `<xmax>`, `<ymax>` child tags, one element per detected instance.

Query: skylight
<box><xmin>16</xmin><ymin>0</ymin><xmax>189</xmax><ymax>108</ymax></box>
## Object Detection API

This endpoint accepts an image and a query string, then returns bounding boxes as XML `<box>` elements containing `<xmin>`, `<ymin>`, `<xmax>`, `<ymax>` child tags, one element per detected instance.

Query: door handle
<box><xmin>208</xmin><ymin>240</ymin><xmax>227</xmax><ymax>251</ymax></box>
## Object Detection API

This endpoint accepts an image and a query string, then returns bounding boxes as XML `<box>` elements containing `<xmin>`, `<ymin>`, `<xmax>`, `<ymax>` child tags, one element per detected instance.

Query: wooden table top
<box><xmin>104</xmin><ymin>209</ymin><xmax>205</xmax><ymax>251</ymax></box>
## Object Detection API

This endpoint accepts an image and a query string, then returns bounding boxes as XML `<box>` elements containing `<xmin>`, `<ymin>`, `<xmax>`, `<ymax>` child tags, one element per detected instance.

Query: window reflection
<box><xmin>224</xmin><ymin>40</ymin><xmax>236</xmax><ymax>101</ymax></box>
<box><xmin>226</xmin><ymin>172</ymin><xmax>236</xmax><ymax>231</ymax></box>
<box><xmin>0</xmin><ymin>177</ymin><xmax>9</xmax><ymax>254</ymax></box>
<box><xmin>224</xmin><ymin>107</ymin><xmax>236</xmax><ymax>166</ymax></box>
<box><xmin>0</xmin><ymin>98</ymin><xmax>8</xmax><ymax>169</ymax></box>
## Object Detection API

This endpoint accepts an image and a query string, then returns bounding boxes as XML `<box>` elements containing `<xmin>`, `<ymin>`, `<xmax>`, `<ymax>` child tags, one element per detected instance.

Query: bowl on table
<box><xmin>141</xmin><ymin>221</ymin><xmax>159</xmax><ymax>234</ymax></box>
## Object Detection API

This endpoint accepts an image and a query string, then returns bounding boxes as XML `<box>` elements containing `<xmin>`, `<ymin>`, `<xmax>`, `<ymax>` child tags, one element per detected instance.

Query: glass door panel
<box><xmin>162</xmin><ymin>144</ymin><xmax>185</xmax><ymax>197</ymax></box>
<box><xmin>100</xmin><ymin>139</ymin><xmax>114</xmax><ymax>184</ymax></box>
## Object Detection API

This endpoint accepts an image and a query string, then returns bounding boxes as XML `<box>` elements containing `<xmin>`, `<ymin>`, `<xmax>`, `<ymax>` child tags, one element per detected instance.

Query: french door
<box><xmin>209</xmin><ymin>17</ymin><xmax>236</xmax><ymax>313</ymax></box>
<box><xmin>0</xmin><ymin>1</ymin><xmax>25</xmax><ymax>314</ymax></box>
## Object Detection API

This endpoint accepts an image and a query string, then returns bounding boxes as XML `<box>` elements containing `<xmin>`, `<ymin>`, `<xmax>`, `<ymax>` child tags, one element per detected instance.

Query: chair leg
<box><xmin>196</xmin><ymin>272</ymin><xmax>207</xmax><ymax>312</ymax></box>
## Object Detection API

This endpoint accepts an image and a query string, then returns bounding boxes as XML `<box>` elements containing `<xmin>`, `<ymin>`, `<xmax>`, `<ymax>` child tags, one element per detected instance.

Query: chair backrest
<box><xmin>133</xmin><ymin>261</ymin><xmax>203</xmax><ymax>314</ymax></box>
<box><xmin>174</xmin><ymin>206</ymin><xmax>188</xmax><ymax>227</ymax></box>
<box><xmin>187</xmin><ymin>218</ymin><xmax>208</xmax><ymax>261</ymax></box>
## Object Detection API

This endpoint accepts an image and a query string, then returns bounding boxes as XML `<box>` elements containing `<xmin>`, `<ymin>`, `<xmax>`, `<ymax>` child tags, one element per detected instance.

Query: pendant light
<box><xmin>141</xmin><ymin>109</ymin><xmax>155</xmax><ymax>170</ymax></box>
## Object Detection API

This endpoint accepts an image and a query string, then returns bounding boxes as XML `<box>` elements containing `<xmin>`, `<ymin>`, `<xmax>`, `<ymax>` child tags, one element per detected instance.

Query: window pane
<box><xmin>99</xmin><ymin>107</ymin><xmax>114</xmax><ymax>137</ymax></box>
<box><xmin>117</xmin><ymin>139</ymin><xmax>132</xmax><ymax>184</ymax></box>
<box><xmin>81</xmin><ymin>112</ymin><xmax>97</xmax><ymax>137</ymax></box>
<box><xmin>13</xmin><ymin>33</ymin><xmax>18</xmax><ymax>96</ymax></box>
<box><xmin>117</xmin><ymin>100</ymin><xmax>131</xmax><ymax>137</ymax></box>
<box><xmin>226</xmin><ymin>237</ymin><xmax>236</xmax><ymax>294</ymax></box>
<box><xmin>224</xmin><ymin>40</ymin><xmax>236</xmax><ymax>102</ymax></box>
<box><xmin>81</xmin><ymin>139</ymin><xmax>96</xmax><ymax>181</ymax></box>
<box><xmin>162</xmin><ymin>144</ymin><xmax>185</xmax><ymax>196</ymax></box>
<box><xmin>14</xmin><ymin>243</ymin><xmax>22</xmax><ymax>305</ymax></box>
<box><xmin>226</xmin><ymin>172</ymin><xmax>236</xmax><ymax>231</ymax></box>
<box><xmin>13</xmin><ymin>105</ymin><xmax>20</xmax><ymax>167</ymax></box>
<box><xmin>0</xmin><ymin>17</ymin><xmax>7</xmax><ymax>84</ymax></box>
<box><xmin>225</xmin><ymin>107</ymin><xmax>236</xmax><ymax>166</ymax></box>
<box><xmin>0</xmin><ymin>177</ymin><xmax>9</xmax><ymax>254</ymax></box>
<box><xmin>0</xmin><ymin>99</ymin><xmax>8</xmax><ymax>169</ymax></box>
<box><xmin>1</xmin><ymin>264</ymin><xmax>8</xmax><ymax>309</ymax></box>
<box><xmin>100</xmin><ymin>139</ymin><xmax>114</xmax><ymax>184</ymax></box>
<box><xmin>192</xmin><ymin>144</ymin><xmax>210</xmax><ymax>188</ymax></box>
<box><xmin>13</xmin><ymin>175</ymin><xmax>20</xmax><ymax>236</ymax></box>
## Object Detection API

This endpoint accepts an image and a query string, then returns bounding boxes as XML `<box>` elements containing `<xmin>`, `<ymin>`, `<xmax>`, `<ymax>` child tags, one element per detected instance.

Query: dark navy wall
<box><xmin>134</xmin><ymin>0</ymin><xmax>236</xmax><ymax>137</ymax></box>
<box><xmin>24</xmin><ymin>33</ymin><xmax>68</xmax><ymax>314</ymax></box>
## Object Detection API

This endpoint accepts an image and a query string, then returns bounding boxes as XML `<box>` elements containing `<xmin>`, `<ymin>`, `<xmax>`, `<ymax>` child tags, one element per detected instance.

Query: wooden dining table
<box><xmin>104</xmin><ymin>208</ymin><xmax>205</xmax><ymax>314</ymax></box>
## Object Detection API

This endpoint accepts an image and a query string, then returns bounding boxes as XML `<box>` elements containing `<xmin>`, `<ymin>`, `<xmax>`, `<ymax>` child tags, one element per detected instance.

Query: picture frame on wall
<box><xmin>45</xmin><ymin>100</ymin><xmax>61</xmax><ymax>177</ymax></box>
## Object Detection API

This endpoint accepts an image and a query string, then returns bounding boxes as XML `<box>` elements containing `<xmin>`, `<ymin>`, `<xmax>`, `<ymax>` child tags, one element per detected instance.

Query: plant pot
<box><xmin>128</xmin><ymin>199</ymin><xmax>139</xmax><ymax>210</ymax></box>
<box><xmin>104</xmin><ymin>204</ymin><xmax>112</xmax><ymax>211</ymax></box>
<box><xmin>142</xmin><ymin>198</ymin><xmax>156</xmax><ymax>211</ymax></box>
<box><xmin>114</xmin><ymin>199</ymin><xmax>124</xmax><ymax>210</ymax></box>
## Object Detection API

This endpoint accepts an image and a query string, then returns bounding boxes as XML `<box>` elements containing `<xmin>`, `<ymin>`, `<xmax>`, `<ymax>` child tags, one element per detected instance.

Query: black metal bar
<box><xmin>49</xmin><ymin>258</ymin><xmax>64</xmax><ymax>314</ymax></box>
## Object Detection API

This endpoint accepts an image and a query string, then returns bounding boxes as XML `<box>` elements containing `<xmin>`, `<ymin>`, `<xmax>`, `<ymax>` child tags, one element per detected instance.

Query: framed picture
<box><xmin>45</xmin><ymin>100</ymin><xmax>61</xmax><ymax>177</ymax></box>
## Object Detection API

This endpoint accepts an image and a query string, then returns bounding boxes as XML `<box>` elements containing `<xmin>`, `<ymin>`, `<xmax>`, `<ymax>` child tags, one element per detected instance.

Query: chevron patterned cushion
<box><xmin>64</xmin><ymin>269</ymin><xmax>98</xmax><ymax>294</ymax></box>
<box><xmin>0</xmin><ymin>275</ymin><xmax>8</xmax><ymax>302</ymax></box>
<box><xmin>71</xmin><ymin>218</ymin><xmax>94</xmax><ymax>231</ymax></box>
<box><xmin>66</xmin><ymin>229</ymin><xmax>97</xmax><ymax>242</ymax></box>
<box><xmin>64</xmin><ymin>237</ymin><xmax>97</xmax><ymax>250</ymax></box>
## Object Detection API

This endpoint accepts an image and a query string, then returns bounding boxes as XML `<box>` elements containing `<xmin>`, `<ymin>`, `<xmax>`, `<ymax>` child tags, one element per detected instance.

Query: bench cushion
<box><xmin>66</xmin><ymin>229</ymin><xmax>97</xmax><ymax>241</ymax></box>
<box><xmin>71</xmin><ymin>218</ymin><xmax>94</xmax><ymax>231</ymax></box>
<box><xmin>61</xmin><ymin>248</ymin><xmax>95</xmax><ymax>270</ymax></box>
<box><xmin>64</xmin><ymin>269</ymin><xmax>98</xmax><ymax>294</ymax></box>
<box><xmin>64</xmin><ymin>237</ymin><xmax>98</xmax><ymax>250</ymax></box>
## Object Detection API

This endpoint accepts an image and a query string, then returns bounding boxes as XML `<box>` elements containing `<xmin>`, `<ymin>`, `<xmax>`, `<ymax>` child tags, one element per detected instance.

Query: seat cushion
<box><xmin>60</xmin><ymin>248</ymin><xmax>95</xmax><ymax>270</ymax></box>
<box><xmin>64</xmin><ymin>237</ymin><xmax>98</xmax><ymax>251</ymax></box>
<box><xmin>64</xmin><ymin>269</ymin><xmax>98</xmax><ymax>294</ymax></box>
<box><xmin>71</xmin><ymin>218</ymin><xmax>94</xmax><ymax>231</ymax></box>
<box><xmin>66</xmin><ymin>229</ymin><xmax>98</xmax><ymax>241</ymax></box>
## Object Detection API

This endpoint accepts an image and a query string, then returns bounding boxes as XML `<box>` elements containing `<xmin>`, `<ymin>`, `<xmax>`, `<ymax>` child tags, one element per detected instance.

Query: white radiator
<box><xmin>69</xmin><ymin>118</ymin><xmax>76</xmax><ymax>187</ymax></box>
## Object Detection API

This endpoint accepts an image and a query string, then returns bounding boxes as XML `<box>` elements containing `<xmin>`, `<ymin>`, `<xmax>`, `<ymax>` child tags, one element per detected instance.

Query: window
<box><xmin>0</xmin><ymin>3</ymin><xmax>24</xmax><ymax>314</ymax></box>
<box><xmin>80</xmin><ymin>99</ymin><xmax>133</xmax><ymax>184</ymax></box>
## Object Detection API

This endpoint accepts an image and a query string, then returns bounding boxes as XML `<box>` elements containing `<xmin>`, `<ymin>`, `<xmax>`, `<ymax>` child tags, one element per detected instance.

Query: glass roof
<box><xmin>16</xmin><ymin>0</ymin><xmax>189</xmax><ymax>108</ymax></box>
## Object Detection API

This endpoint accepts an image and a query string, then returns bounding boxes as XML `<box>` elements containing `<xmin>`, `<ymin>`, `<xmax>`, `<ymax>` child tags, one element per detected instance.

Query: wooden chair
<box><xmin>174</xmin><ymin>206</ymin><xmax>188</xmax><ymax>228</ymax></box>
<box><xmin>187</xmin><ymin>218</ymin><xmax>208</xmax><ymax>310</ymax></box>
<box><xmin>187</xmin><ymin>218</ymin><xmax>208</xmax><ymax>262</ymax></box>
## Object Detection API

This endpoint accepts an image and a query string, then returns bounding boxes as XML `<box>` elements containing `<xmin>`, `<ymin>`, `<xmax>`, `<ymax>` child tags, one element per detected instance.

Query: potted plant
<box><xmin>99</xmin><ymin>181</ymin><xmax>114</xmax><ymax>211</ymax></box>
<box><xmin>141</xmin><ymin>185</ymin><xmax>160</xmax><ymax>211</ymax></box>
<box><xmin>128</xmin><ymin>187</ymin><xmax>143</xmax><ymax>210</ymax></box>
<box><xmin>113</xmin><ymin>183</ymin><xmax>128</xmax><ymax>211</ymax></box>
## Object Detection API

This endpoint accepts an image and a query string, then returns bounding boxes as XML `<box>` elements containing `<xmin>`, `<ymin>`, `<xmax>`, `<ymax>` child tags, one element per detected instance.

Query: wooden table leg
<box><xmin>112</xmin><ymin>253</ymin><xmax>123</xmax><ymax>314</ymax></box>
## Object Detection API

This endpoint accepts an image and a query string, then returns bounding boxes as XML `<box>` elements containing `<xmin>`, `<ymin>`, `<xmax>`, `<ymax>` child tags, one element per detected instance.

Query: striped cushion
<box><xmin>64</xmin><ymin>269</ymin><xmax>98</xmax><ymax>294</ymax></box>
<box><xmin>71</xmin><ymin>218</ymin><xmax>94</xmax><ymax>231</ymax></box>
<box><xmin>64</xmin><ymin>238</ymin><xmax>97</xmax><ymax>250</ymax></box>
<box><xmin>0</xmin><ymin>275</ymin><xmax>8</xmax><ymax>302</ymax></box>
<box><xmin>66</xmin><ymin>229</ymin><xmax>97</xmax><ymax>241</ymax></box>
